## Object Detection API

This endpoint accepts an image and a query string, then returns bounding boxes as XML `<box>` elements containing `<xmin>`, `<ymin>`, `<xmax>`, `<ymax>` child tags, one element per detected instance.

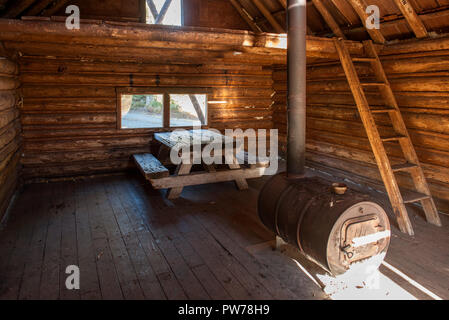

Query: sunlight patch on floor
<box><xmin>314</xmin><ymin>255</ymin><xmax>417</xmax><ymax>300</ymax></box>
<box><xmin>280</xmin><ymin>243</ymin><xmax>436</xmax><ymax>300</ymax></box>
<box><xmin>382</xmin><ymin>261</ymin><xmax>442</xmax><ymax>300</ymax></box>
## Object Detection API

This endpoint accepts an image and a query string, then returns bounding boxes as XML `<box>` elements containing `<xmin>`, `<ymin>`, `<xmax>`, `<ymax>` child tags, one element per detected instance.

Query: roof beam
<box><xmin>252</xmin><ymin>0</ymin><xmax>285</xmax><ymax>33</ymax></box>
<box><xmin>312</xmin><ymin>0</ymin><xmax>346</xmax><ymax>38</ymax></box>
<box><xmin>251</xmin><ymin>3</ymin><xmax>314</xmax><ymax>35</ymax></box>
<box><xmin>339</xmin><ymin>7</ymin><xmax>449</xmax><ymax>40</ymax></box>
<box><xmin>392</xmin><ymin>0</ymin><xmax>428</xmax><ymax>38</ymax></box>
<box><xmin>347</xmin><ymin>0</ymin><xmax>385</xmax><ymax>43</ymax></box>
<box><xmin>42</xmin><ymin>0</ymin><xmax>70</xmax><ymax>17</ymax></box>
<box><xmin>230</xmin><ymin>0</ymin><xmax>262</xmax><ymax>33</ymax></box>
<box><xmin>329</xmin><ymin>0</ymin><xmax>358</xmax><ymax>23</ymax></box>
<box><xmin>3</xmin><ymin>0</ymin><xmax>38</xmax><ymax>18</ymax></box>
<box><xmin>23</xmin><ymin>0</ymin><xmax>55</xmax><ymax>16</ymax></box>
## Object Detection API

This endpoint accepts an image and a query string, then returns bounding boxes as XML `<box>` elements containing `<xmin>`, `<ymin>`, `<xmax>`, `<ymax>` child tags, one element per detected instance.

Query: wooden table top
<box><xmin>154</xmin><ymin>129</ymin><xmax>234</xmax><ymax>149</ymax></box>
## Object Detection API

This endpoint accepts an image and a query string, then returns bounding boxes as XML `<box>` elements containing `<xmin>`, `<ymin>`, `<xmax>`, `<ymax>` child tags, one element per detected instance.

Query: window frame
<box><xmin>116</xmin><ymin>87</ymin><xmax>210</xmax><ymax>132</ymax></box>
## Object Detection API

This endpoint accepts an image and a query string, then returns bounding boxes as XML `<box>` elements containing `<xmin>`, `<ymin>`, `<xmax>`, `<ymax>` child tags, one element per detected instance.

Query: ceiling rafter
<box><xmin>392</xmin><ymin>0</ymin><xmax>428</xmax><ymax>38</ymax></box>
<box><xmin>234</xmin><ymin>0</ymin><xmax>315</xmax><ymax>35</ymax></box>
<box><xmin>347</xmin><ymin>0</ymin><xmax>385</xmax><ymax>43</ymax></box>
<box><xmin>41</xmin><ymin>0</ymin><xmax>70</xmax><ymax>17</ymax></box>
<box><xmin>311</xmin><ymin>0</ymin><xmax>345</xmax><ymax>39</ymax></box>
<box><xmin>252</xmin><ymin>0</ymin><xmax>285</xmax><ymax>33</ymax></box>
<box><xmin>229</xmin><ymin>0</ymin><xmax>262</xmax><ymax>33</ymax></box>
<box><xmin>3</xmin><ymin>0</ymin><xmax>37</xmax><ymax>18</ymax></box>
<box><xmin>328</xmin><ymin>0</ymin><xmax>358</xmax><ymax>23</ymax></box>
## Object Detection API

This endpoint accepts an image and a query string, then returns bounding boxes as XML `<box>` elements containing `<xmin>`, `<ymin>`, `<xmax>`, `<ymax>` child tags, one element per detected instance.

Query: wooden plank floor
<box><xmin>1</xmin><ymin>170</ymin><xmax>448</xmax><ymax>300</ymax></box>
<box><xmin>0</xmin><ymin>173</ymin><xmax>325</xmax><ymax>300</ymax></box>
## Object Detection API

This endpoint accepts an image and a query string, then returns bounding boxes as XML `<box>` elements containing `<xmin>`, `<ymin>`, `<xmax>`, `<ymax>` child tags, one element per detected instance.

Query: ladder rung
<box><xmin>361</xmin><ymin>82</ymin><xmax>387</xmax><ymax>86</ymax></box>
<box><xmin>352</xmin><ymin>57</ymin><xmax>377</xmax><ymax>62</ymax></box>
<box><xmin>392</xmin><ymin>163</ymin><xmax>419</xmax><ymax>172</ymax></box>
<box><xmin>381</xmin><ymin>135</ymin><xmax>407</xmax><ymax>142</ymax></box>
<box><xmin>371</xmin><ymin>107</ymin><xmax>396</xmax><ymax>113</ymax></box>
<box><xmin>402</xmin><ymin>190</ymin><xmax>431</xmax><ymax>204</ymax></box>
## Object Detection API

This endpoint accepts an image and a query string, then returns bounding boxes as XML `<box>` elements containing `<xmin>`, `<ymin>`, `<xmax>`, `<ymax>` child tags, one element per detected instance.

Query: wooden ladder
<box><xmin>334</xmin><ymin>38</ymin><xmax>442</xmax><ymax>235</ymax></box>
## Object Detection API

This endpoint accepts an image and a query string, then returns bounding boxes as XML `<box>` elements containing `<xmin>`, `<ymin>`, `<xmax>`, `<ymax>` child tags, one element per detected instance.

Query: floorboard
<box><xmin>0</xmin><ymin>170</ymin><xmax>447</xmax><ymax>300</ymax></box>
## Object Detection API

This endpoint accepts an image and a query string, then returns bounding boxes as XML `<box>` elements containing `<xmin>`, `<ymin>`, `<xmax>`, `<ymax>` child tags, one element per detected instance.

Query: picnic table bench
<box><xmin>133</xmin><ymin>129</ymin><xmax>270</xmax><ymax>199</ymax></box>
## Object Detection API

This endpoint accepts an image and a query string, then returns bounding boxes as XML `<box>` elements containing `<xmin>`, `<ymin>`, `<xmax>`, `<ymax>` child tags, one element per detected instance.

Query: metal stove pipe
<box><xmin>287</xmin><ymin>0</ymin><xmax>307</xmax><ymax>176</ymax></box>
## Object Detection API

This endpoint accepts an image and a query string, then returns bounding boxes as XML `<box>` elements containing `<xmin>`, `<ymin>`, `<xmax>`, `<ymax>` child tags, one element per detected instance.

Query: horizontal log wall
<box><xmin>19</xmin><ymin>56</ymin><xmax>274</xmax><ymax>181</ymax></box>
<box><xmin>0</xmin><ymin>57</ymin><xmax>21</xmax><ymax>220</ymax></box>
<box><xmin>273</xmin><ymin>49</ymin><xmax>449</xmax><ymax>214</ymax></box>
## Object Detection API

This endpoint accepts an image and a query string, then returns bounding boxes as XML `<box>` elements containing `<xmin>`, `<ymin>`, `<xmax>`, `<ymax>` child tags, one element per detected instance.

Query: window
<box><xmin>145</xmin><ymin>0</ymin><xmax>182</xmax><ymax>26</ymax></box>
<box><xmin>121</xmin><ymin>94</ymin><xmax>164</xmax><ymax>129</ymax></box>
<box><xmin>170</xmin><ymin>94</ymin><xmax>207</xmax><ymax>127</ymax></box>
<box><xmin>117</xmin><ymin>89</ymin><xmax>208</xmax><ymax>130</ymax></box>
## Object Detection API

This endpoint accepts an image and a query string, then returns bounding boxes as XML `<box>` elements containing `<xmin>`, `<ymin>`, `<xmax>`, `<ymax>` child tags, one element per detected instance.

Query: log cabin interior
<box><xmin>0</xmin><ymin>0</ymin><xmax>448</xmax><ymax>301</ymax></box>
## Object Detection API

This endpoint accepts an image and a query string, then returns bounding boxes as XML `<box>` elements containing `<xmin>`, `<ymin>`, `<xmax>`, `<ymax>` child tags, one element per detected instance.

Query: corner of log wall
<box><xmin>0</xmin><ymin>56</ymin><xmax>22</xmax><ymax>221</ymax></box>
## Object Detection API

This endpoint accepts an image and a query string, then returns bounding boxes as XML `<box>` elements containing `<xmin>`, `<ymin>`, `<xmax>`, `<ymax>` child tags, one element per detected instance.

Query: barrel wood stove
<box><xmin>258</xmin><ymin>0</ymin><xmax>391</xmax><ymax>275</ymax></box>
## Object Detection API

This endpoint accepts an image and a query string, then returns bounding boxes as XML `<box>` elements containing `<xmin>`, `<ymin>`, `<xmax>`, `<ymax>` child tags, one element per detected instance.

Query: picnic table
<box><xmin>133</xmin><ymin>129</ymin><xmax>269</xmax><ymax>199</ymax></box>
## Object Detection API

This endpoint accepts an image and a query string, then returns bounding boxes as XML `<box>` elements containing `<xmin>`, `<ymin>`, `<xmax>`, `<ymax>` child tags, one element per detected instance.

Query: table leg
<box><xmin>228</xmin><ymin>156</ymin><xmax>249</xmax><ymax>190</ymax></box>
<box><xmin>167</xmin><ymin>163</ymin><xmax>193</xmax><ymax>199</ymax></box>
<box><xmin>157</xmin><ymin>144</ymin><xmax>171</xmax><ymax>166</ymax></box>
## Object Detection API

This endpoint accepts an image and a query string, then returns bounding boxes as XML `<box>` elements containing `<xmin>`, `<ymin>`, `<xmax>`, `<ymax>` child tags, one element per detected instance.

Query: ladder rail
<box><xmin>334</xmin><ymin>38</ymin><xmax>415</xmax><ymax>235</ymax></box>
<box><xmin>363</xmin><ymin>40</ymin><xmax>442</xmax><ymax>227</ymax></box>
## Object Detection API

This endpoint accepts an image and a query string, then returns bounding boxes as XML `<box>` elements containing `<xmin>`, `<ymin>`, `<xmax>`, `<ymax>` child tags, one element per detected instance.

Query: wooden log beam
<box><xmin>0</xmin><ymin>76</ymin><xmax>20</xmax><ymax>90</ymax></box>
<box><xmin>0</xmin><ymin>58</ymin><xmax>18</xmax><ymax>75</ymax></box>
<box><xmin>392</xmin><ymin>0</ymin><xmax>427</xmax><ymax>39</ymax></box>
<box><xmin>0</xmin><ymin>91</ymin><xmax>16</xmax><ymax>111</ymax></box>
<box><xmin>0</xmin><ymin>20</ymin><xmax>366</xmax><ymax>60</ymax></box>
<box><xmin>272</xmin><ymin>55</ymin><xmax>449</xmax><ymax>79</ymax></box>
<box><xmin>312</xmin><ymin>0</ymin><xmax>346</xmax><ymax>39</ymax></box>
<box><xmin>6</xmin><ymin>41</ymin><xmax>289</xmax><ymax>66</ymax></box>
<box><xmin>0</xmin><ymin>19</ymin><xmax>266</xmax><ymax>47</ymax></box>
<box><xmin>230</xmin><ymin>0</ymin><xmax>262</xmax><ymax>33</ymax></box>
<box><xmin>347</xmin><ymin>0</ymin><xmax>385</xmax><ymax>44</ymax></box>
<box><xmin>252</xmin><ymin>0</ymin><xmax>285</xmax><ymax>33</ymax></box>
<box><xmin>380</xmin><ymin>36</ymin><xmax>449</xmax><ymax>56</ymax></box>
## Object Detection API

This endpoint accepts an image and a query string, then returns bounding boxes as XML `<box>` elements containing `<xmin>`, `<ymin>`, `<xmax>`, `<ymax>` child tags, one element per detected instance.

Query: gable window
<box><xmin>117</xmin><ymin>88</ymin><xmax>208</xmax><ymax>130</ymax></box>
<box><xmin>145</xmin><ymin>0</ymin><xmax>182</xmax><ymax>26</ymax></box>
